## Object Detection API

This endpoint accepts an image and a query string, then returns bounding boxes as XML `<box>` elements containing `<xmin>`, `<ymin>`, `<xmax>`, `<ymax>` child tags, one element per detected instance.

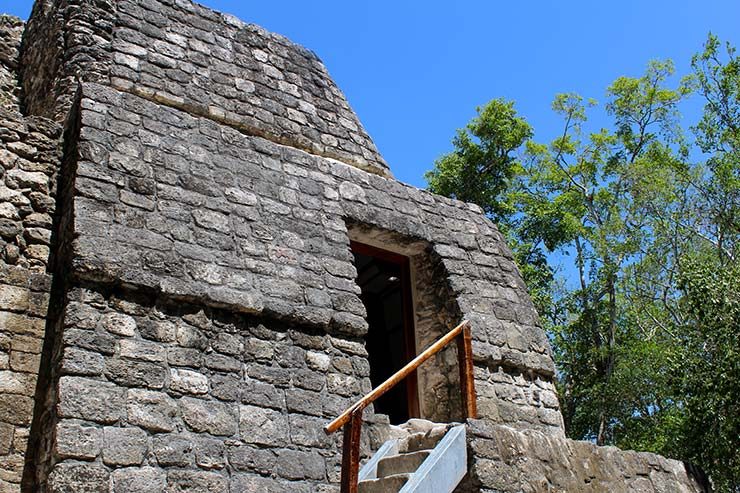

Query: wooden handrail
<box><xmin>325</xmin><ymin>319</ymin><xmax>474</xmax><ymax>434</ymax></box>
<box><xmin>325</xmin><ymin>319</ymin><xmax>477</xmax><ymax>493</ymax></box>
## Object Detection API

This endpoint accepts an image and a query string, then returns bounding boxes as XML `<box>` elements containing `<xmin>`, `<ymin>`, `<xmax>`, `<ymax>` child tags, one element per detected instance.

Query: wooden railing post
<box><xmin>340</xmin><ymin>406</ymin><xmax>363</xmax><ymax>493</ymax></box>
<box><xmin>457</xmin><ymin>321</ymin><xmax>477</xmax><ymax>419</ymax></box>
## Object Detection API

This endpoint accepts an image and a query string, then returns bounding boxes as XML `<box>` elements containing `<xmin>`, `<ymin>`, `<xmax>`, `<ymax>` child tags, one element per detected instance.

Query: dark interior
<box><xmin>351</xmin><ymin>242</ymin><xmax>416</xmax><ymax>425</ymax></box>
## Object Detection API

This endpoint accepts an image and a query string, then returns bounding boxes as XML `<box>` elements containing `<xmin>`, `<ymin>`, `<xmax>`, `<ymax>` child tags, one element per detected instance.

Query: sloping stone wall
<box><xmin>20</xmin><ymin>0</ymin><xmax>390</xmax><ymax>176</ymax></box>
<box><xmin>467</xmin><ymin>419</ymin><xmax>709</xmax><ymax>492</ymax></box>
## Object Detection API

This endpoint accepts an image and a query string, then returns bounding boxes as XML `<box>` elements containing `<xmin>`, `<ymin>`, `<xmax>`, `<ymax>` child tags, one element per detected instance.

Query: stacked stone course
<box><xmin>42</xmin><ymin>285</ymin><xmax>390</xmax><ymax>491</ymax></box>
<box><xmin>467</xmin><ymin>420</ymin><xmax>707</xmax><ymax>492</ymax></box>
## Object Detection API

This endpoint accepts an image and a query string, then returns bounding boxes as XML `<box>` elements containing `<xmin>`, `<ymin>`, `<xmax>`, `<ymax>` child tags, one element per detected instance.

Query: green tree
<box><xmin>522</xmin><ymin>61</ymin><xmax>687</xmax><ymax>445</ymax></box>
<box><xmin>425</xmin><ymin>99</ymin><xmax>557</xmax><ymax>314</ymax></box>
<box><xmin>687</xmin><ymin>33</ymin><xmax>739</xmax><ymax>263</ymax></box>
<box><xmin>676</xmin><ymin>259</ymin><xmax>740</xmax><ymax>492</ymax></box>
<box><xmin>425</xmin><ymin>98</ymin><xmax>532</xmax><ymax>223</ymax></box>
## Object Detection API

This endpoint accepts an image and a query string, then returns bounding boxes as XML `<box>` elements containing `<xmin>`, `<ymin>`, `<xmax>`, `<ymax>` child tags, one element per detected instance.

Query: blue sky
<box><xmin>5</xmin><ymin>1</ymin><xmax>739</xmax><ymax>188</ymax></box>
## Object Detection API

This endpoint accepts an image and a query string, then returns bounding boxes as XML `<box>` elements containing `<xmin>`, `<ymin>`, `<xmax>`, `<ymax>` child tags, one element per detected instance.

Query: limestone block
<box><xmin>127</xmin><ymin>389</ymin><xmax>177</xmax><ymax>433</ymax></box>
<box><xmin>239</xmin><ymin>404</ymin><xmax>288</xmax><ymax>446</ymax></box>
<box><xmin>54</xmin><ymin>423</ymin><xmax>102</xmax><ymax>460</ymax></box>
<box><xmin>165</xmin><ymin>470</ymin><xmax>228</xmax><ymax>492</ymax></box>
<box><xmin>111</xmin><ymin>467</ymin><xmax>166</xmax><ymax>493</ymax></box>
<box><xmin>47</xmin><ymin>462</ymin><xmax>110</xmax><ymax>493</ymax></box>
<box><xmin>169</xmin><ymin>368</ymin><xmax>208</xmax><ymax>395</ymax></box>
<box><xmin>102</xmin><ymin>426</ymin><xmax>148</xmax><ymax>466</ymax></box>
<box><xmin>57</xmin><ymin>376</ymin><xmax>125</xmax><ymax>424</ymax></box>
<box><xmin>152</xmin><ymin>433</ymin><xmax>193</xmax><ymax>467</ymax></box>
<box><xmin>180</xmin><ymin>397</ymin><xmax>238</xmax><ymax>436</ymax></box>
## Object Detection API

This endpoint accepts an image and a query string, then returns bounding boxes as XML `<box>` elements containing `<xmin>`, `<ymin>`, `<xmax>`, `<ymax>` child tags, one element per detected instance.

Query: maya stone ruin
<box><xmin>0</xmin><ymin>0</ymin><xmax>711</xmax><ymax>491</ymax></box>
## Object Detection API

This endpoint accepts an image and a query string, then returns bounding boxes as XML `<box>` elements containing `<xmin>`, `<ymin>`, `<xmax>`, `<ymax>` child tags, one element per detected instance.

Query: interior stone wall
<box><xmin>346</xmin><ymin>224</ymin><xmax>464</xmax><ymax>424</ymax></box>
<box><xmin>410</xmin><ymin>251</ymin><xmax>462</xmax><ymax>423</ymax></box>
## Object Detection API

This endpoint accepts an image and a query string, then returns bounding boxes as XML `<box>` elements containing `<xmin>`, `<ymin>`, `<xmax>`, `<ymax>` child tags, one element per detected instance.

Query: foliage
<box><xmin>425</xmin><ymin>98</ymin><xmax>532</xmax><ymax>223</ymax></box>
<box><xmin>426</xmin><ymin>33</ymin><xmax>739</xmax><ymax>490</ymax></box>
<box><xmin>676</xmin><ymin>258</ymin><xmax>740</xmax><ymax>492</ymax></box>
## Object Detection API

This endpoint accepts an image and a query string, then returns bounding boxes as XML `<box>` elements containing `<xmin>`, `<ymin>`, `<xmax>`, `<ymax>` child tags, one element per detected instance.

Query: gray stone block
<box><xmin>57</xmin><ymin>376</ymin><xmax>125</xmax><ymax>424</ymax></box>
<box><xmin>111</xmin><ymin>467</ymin><xmax>166</xmax><ymax>493</ymax></box>
<box><xmin>127</xmin><ymin>388</ymin><xmax>178</xmax><ymax>432</ymax></box>
<box><xmin>102</xmin><ymin>426</ymin><xmax>148</xmax><ymax>466</ymax></box>
<box><xmin>180</xmin><ymin>397</ymin><xmax>238</xmax><ymax>436</ymax></box>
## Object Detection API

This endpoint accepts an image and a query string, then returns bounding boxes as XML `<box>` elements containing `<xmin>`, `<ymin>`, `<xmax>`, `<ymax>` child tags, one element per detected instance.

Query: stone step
<box><xmin>398</xmin><ymin>425</ymin><xmax>449</xmax><ymax>453</ymax></box>
<box><xmin>358</xmin><ymin>473</ymin><xmax>411</xmax><ymax>493</ymax></box>
<box><xmin>377</xmin><ymin>450</ymin><xmax>430</xmax><ymax>478</ymax></box>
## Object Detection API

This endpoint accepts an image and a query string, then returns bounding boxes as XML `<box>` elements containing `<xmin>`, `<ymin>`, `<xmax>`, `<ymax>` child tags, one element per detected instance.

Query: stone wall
<box><xmin>0</xmin><ymin>265</ymin><xmax>51</xmax><ymax>492</ymax></box>
<box><xmin>70</xmin><ymin>80</ymin><xmax>562</xmax><ymax>435</ymax></box>
<box><xmin>20</xmin><ymin>0</ymin><xmax>390</xmax><ymax>177</ymax></box>
<box><xmin>0</xmin><ymin>16</ymin><xmax>23</xmax><ymax>112</ymax></box>
<box><xmin>19</xmin><ymin>0</ymin><xmax>115</xmax><ymax>122</ymax></box>
<box><xmin>37</xmin><ymin>285</ymin><xmax>392</xmax><ymax>492</ymax></box>
<box><xmin>0</xmin><ymin>15</ymin><xmax>61</xmax><ymax>492</ymax></box>
<box><xmin>411</xmin><ymin>250</ymin><xmax>462</xmax><ymax>423</ymax></box>
<box><xmin>466</xmin><ymin>419</ymin><xmax>709</xmax><ymax>492</ymax></box>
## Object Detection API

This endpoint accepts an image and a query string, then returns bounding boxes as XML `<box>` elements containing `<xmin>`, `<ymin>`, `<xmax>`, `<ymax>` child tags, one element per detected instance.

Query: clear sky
<box><xmin>4</xmin><ymin>1</ymin><xmax>739</xmax><ymax>188</ymax></box>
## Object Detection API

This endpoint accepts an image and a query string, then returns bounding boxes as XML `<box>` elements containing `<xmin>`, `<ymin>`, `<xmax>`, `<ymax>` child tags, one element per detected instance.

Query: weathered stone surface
<box><xmin>57</xmin><ymin>377</ymin><xmax>125</xmax><ymax>424</ymax></box>
<box><xmin>468</xmin><ymin>420</ymin><xmax>708</xmax><ymax>493</ymax></box>
<box><xmin>152</xmin><ymin>433</ymin><xmax>193</xmax><ymax>467</ymax></box>
<box><xmin>181</xmin><ymin>397</ymin><xmax>238</xmax><ymax>437</ymax></box>
<box><xmin>54</xmin><ymin>423</ymin><xmax>102</xmax><ymax>460</ymax></box>
<box><xmin>0</xmin><ymin>66</ymin><xmax>58</xmax><ymax>486</ymax></box>
<box><xmin>111</xmin><ymin>466</ymin><xmax>166</xmax><ymax>493</ymax></box>
<box><xmin>169</xmin><ymin>368</ymin><xmax>209</xmax><ymax>395</ymax></box>
<box><xmin>239</xmin><ymin>404</ymin><xmax>289</xmax><ymax>446</ymax></box>
<box><xmin>101</xmin><ymin>312</ymin><xmax>137</xmax><ymax>337</ymax></box>
<box><xmin>127</xmin><ymin>388</ymin><xmax>178</xmax><ymax>432</ymax></box>
<box><xmin>165</xmin><ymin>470</ymin><xmax>228</xmax><ymax>492</ymax></box>
<box><xmin>47</xmin><ymin>462</ymin><xmax>110</xmax><ymax>493</ymax></box>
<box><xmin>102</xmin><ymin>426</ymin><xmax>148</xmax><ymax>466</ymax></box>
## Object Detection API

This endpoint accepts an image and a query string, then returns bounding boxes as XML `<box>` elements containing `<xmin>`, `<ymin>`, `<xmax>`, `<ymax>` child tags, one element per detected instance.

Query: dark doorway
<box><xmin>351</xmin><ymin>241</ymin><xmax>419</xmax><ymax>424</ymax></box>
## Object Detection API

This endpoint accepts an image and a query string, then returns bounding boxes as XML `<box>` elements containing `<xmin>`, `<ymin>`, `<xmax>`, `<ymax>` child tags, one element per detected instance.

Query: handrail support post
<box><xmin>457</xmin><ymin>321</ymin><xmax>477</xmax><ymax>419</ymax></box>
<box><xmin>340</xmin><ymin>406</ymin><xmax>363</xmax><ymax>493</ymax></box>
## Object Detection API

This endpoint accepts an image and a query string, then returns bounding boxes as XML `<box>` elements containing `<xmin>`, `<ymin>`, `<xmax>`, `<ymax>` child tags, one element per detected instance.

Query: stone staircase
<box><xmin>358</xmin><ymin>419</ymin><xmax>467</xmax><ymax>493</ymax></box>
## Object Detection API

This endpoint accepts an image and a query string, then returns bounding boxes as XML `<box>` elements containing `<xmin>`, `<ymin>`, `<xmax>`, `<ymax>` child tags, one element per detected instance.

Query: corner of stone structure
<box><xmin>21</xmin><ymin>84</ymin><xmax>83</xmax><ymax>491</ymax></box>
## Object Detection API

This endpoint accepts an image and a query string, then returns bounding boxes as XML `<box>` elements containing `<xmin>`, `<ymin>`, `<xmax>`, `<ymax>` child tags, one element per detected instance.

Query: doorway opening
<box><xmin>350</xmin><ymin>241</ymin><xmax>419</xmax><ymax>425</ymax></box>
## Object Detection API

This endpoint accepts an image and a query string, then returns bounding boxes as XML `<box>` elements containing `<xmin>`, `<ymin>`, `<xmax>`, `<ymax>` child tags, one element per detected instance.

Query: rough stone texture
<box><xmin>20</xmin><ymin>0</ymin><xmax>389</xmax><ymax>177</ymax></box>
<box><xmin>42</xmin><ymin>286</ymin><xmax>389</xmax><ymax>491</ymax></box>
<box><xmin>71</xmin><ymin>81</ymin><xmax>557</xmax><ymax>396</ymax></box>
<box><xmin>19</xmin><ymin>0</ymin><xmax>115</xmax><ymax>123</ymax></box>
<box><xmin>467</xmin><ymin>419</ymin><xmax>709</xmax><ymax>492</ymax></box>
<box><xmin>0</xmin><ymin>15</ymin><xmax>61</xmax><ymax>492</ymax></box>
<box><xmin>0</xmin><ymin>16</ymin><xmax>23</xmax><ymax>112</ymax></box>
